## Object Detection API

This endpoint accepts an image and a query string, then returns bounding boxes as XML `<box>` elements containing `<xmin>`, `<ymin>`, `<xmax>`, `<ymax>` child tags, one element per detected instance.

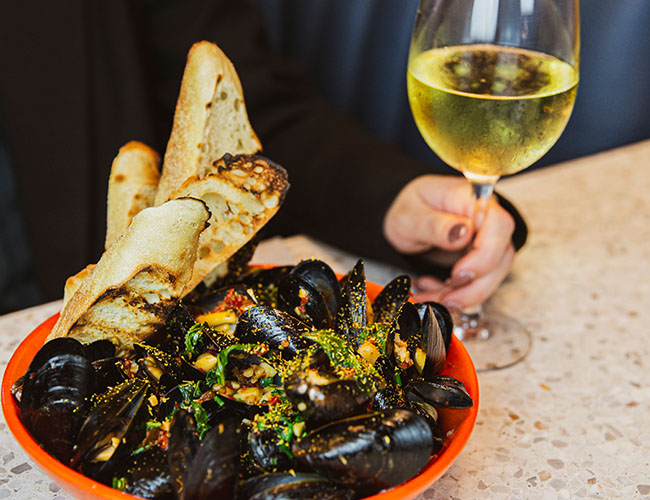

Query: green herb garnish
<box><xmin>191</xmin><ymin>401</ymin><xmax>211</xmax><ymax>439</ymax></box>
<box><xmin>184</xmin><ymin>322</ymin><xmax>206</xmax><ymax>358</ymax></box>
<box><xmin>112</xmin><ymin>477</ymin><xmax>126</xmax><ymax>491</ymax></box>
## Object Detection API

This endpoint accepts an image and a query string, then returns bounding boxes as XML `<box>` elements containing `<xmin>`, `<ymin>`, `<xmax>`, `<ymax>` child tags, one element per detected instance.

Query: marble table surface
<box><xmin>2</xmin><ymin>140</ymin><xmax>650</xmax><ymax>499</ymax></box>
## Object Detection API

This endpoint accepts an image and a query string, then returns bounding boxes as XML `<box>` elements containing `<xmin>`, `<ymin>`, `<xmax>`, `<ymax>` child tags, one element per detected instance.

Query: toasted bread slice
<box><xmin>105</xmin><ymin>141</ymin><xmax>160</xmax><ymax>249</ymax></box>
<box><xmin>171</xmin><ymin>154</ymin><xmax>289</xmax><ymax>294</ymax></box>
<box><xmin>48</xmin><ymin>198</ymin><xmax>210</xmax><ymax>349</ymax></box>
<box><xmin>62</xmin><ymin>264</ymin><xmax>95</xmax><ymax>308</ymax></box>
<box><xmin>155</xmin><ymin>41</ymin><xmax>262</xmax><ymax>205</ymax></box>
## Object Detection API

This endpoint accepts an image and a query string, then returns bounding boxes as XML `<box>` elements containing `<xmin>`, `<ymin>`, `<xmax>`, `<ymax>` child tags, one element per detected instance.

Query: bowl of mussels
<box><xmin>2</xmin><ymin>259</ymin><xmax>478</xmax><ymax>500</ymax></box>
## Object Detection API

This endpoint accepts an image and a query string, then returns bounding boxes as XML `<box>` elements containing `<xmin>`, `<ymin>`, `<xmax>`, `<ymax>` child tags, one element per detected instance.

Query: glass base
<box><xmin>452</xmin><ymin>309</ymin><xmax>532</xmax><ymax>371</ymax></box>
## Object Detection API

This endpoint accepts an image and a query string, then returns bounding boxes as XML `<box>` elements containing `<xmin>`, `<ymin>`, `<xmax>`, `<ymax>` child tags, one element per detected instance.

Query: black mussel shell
<box><xmin>150</xmin><ymin>302</ymin><xmax>197</xmax><ymax>356</ymax></box>
<box><xmin>183</xmin><ymin>416</ymin><xmax>243</xmax><ymax>499</ymax></box>
<box><xmin>418</xmin><ymin>304</ymin><xmax>448</xmax><ymax>379</ymax></box>
<box><xmin>71</xmin><ymin>378</ymin><xmax>151</xmax><ymax>482</ymax></box>
<box><xmin>238</xmin><ymin>266</ymin><xmax>294</xmax><ymax>306</ymax></box>
<box><xmin>191</xmin><ymin>284</ymin><xmax>258</xmax><ymax>317</ymax></box>
<box><xmin>416</xmin><ymin>302</ymin><xmax>453</xmax><ymax>353</ymax></box>
<box><xmin>248</xmin><ymin>427</ymin><xmax>295</xmax><ymax>473</ymax></box>
<box><xmin>238</xmin><ymin>472</ymin><xmax>355</xmax><ymax>500</ymax></box>
<box><xmin>278</xmin><ymin>274</ymin><xmax>333</xmax><ymax>329</ymax></box>
<box><xmin>111</xmin><ymin>446</ymin><xmax>175</xmax><ymax>499</ymax></box>
<box><xmin>405</xmin><ymin>376</ymin><xmax>473</xmax><ymax>409</ymax></box>
<box><xmin>20</xmin><ymin>338</ymin><xmax>94</xmax><ymax>464</ymax></box>
<box><xmin>409</xmin><ymin>400</ymin><xmax>444</xmax><ymax>453</ymax></box>
<box><xmin>292</xmin><ymin>408</ymin><xmax>433</xmax><ymax>496</ymax></box>
<box><xmin>133</xmin><ymin>343</ymin><xmax>203</xmax><ymax>392</ymax></box>
<box><xmin>336</xmin><ymin>259</ymin><xmax>367</xmax><ymax>349</ymax></box>
<box><xmin>92</xmin><ymin>357</ymin><xmax>128</xmax><ymax>393</ymax></box>
<box><xmin>25</xmin><ymin>337</ymin><xmax>87</xmax><ymax>373</ymax></box>
<box><xmin>83</xmin><ymin>339</ymin><xmax>116</xmax><ymax>362</ymax></box>
<box><xmin>397</xmin><ymin>303</ymin><xmax>447</xmax><ymax>380</ymax></box>
<box><xmin>372</xmin><ymin>383</ymin><xmax>408</xmax><ymax>412</ymax></box>
<box><xmin>290</xmin><ymin>259</ymin><xmax>342</xmax><ymax>320</ymax></box>
<box><xmin>284</xmin><ymin>371</ymin><xmax>372</xmax><ymax>426</ymax></box>
<box><xmin>167</xmin><ymin>409</ymin><xmax>200</xmax><ymax>497</ymax></box>
<box><xmin>372</xmin><ymin>275</ymin><xmax>412</xmax><ymax>325</ymax></box>
<box><xmin>235</xmin><ymin>306</ymin><xmax>313</xmax><ymax>359</ymax></box>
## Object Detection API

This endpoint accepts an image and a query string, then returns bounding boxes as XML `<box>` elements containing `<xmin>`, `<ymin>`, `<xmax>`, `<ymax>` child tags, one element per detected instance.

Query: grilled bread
<box><xmin>49</xmin><ymin>198</ymin><xmax>210</xmax><ymax>350</ymax></box>
<box><xmin>171</xmin><ymin>153</ymin><xmax>289</xmax><ymax>294</ymax></box>
<box><xmin>154</xmin><ymin>41</ymin><xmax>262</xmax><ymax>205</ymax></box>
<box><xmin>105</xmin><ymin>141</ymin><xmax>160</xmax><ymax>249</ymax></box>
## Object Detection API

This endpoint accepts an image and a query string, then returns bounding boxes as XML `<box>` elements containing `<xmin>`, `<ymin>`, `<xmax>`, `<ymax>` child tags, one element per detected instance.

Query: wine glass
<box><xmin>407</xmin><ymin>0</ymin><xmax>579</xmax><ymax>370</ymax></box>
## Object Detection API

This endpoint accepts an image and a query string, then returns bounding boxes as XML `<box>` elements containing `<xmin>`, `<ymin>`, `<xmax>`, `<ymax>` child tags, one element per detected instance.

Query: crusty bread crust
<box><xmin>171</xmin><ymin>154</ymin><xmax>289</xmax><ymax>294</ymax></box>
<box><xmin>62</xmin><ymin>264</ymin><xmax>95</xmax><ymax>308</ymax></box>
<box><xmin>105</xmin><ymin>141</ymin><xmax>160</xmax><ymax>249</ymax></box>
<box><xmin>49</xmin><ymin>198</ymin><xmax>210</xmax><ymax>347</ymax></box>
<box><xmin>155</xmin><ymin>41</ymin><xmax>261</xmax><ymax>205</ymax></box>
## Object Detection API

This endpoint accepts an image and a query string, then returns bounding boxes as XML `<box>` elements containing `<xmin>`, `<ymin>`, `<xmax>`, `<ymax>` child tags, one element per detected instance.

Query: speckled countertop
<box><xmin>1</xmin><ymin>140</ymin><xmax>649</xmax><ymax>499</ymax></box>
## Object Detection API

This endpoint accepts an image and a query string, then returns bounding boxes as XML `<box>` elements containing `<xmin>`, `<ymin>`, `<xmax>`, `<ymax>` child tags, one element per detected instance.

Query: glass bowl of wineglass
<box><xmin>407</xmin><ymin>0</ymin><xmax>579</xmax><ymax>370</ymax></box>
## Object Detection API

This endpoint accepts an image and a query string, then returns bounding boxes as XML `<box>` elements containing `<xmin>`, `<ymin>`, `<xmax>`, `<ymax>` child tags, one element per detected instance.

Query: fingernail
<box><xmin>445</xmin><ymin>270</ymin><xmax>476</xmax><ymax>288</ymax></box>
<box><xmin>443</xmin><ymin>300</ymin><xmax>462</xmax><ymax>313</ymax></box>
<box><xmin>448</xmin><ymin>223</ymin><xmax>468</xmax><ymax>243</ymax></box>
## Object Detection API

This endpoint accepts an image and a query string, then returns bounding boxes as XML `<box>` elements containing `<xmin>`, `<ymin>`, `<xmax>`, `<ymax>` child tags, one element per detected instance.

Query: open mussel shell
<box><xmin>235</xmin><ymin>306</ymin><xmax>313</xmax><ymax>359</ymax></box>
<box><xmin>405</xmin><ymin>375</ymin><xmax>473</xmax><ymax>409</ymax></box>
<box><xmin>191</xmin><ymin>284</ymin><xmax>258</xmax><ymax>317</ymax></box>
<box><xmin>110</xmin><ymin>446</ymin><xmax>174</xmax><ymax>499</ymax></box>
<box><xmin>133</xmin><ymin>343</ymin><xmax>203</xmax><ymax>393</ymax></box>
<box><xmin>182</xmin><ymin>416</ymin><xmax>243</xmax><ymax>499</ymax></box>
<box><xmin>372</xmin><ymin>275</ymin><xmax>412</xmax><ymax>325</ymax></box>
<box><xmin>416</xmin><ymin>301</ymin><xmax>453</xmax><ymax>353</ymax></box>
<box><xmin>292</xmin><ymin>408</ymin><xmax>433</xmax><ymax>497</ymax></box>
<box><xmin>396</xmin><ymin>302</ymin><xmax>448</xmax><ymax>380</ymax></box>
<box><xmin>277</xmin><ymin>274</ymin><xmax>333</xmax><ymax>329</ymax></box>
<box><xmin>71</xmin><ymin>377</ymin><xmax>152</xmax><ymax>482</ymax></box>
<box><xmin>238</xmin><ymin>472</ymin><xmax>355</xmax><ymax>500</ymax></box>
<box><xmin>237</xmin><ymin>265</ymin><xmax>294</xmax><ymax>306</ymax></box>
<box><xmin>290</xmin><ymin>259</ymin><xmax>342</xmax><ymax>319</ymax></box>
<box><xmin>336</xmin><ymin>259</ymin><xmax>368</xmax><ymax>349</ymax></box>
<box><xmin>19</xmin><ymin>338</ymin><xmax>95</xmax><ymax>464</ymax></box>
<box><xmin>167</xmin><ymin>409</ymin><xmax>200</xmax><ymax>497</ymax></box>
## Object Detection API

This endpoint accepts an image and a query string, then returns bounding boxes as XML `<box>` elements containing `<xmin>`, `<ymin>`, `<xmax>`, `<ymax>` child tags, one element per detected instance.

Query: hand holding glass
<box><xmin>407</xmin><ymin>0</ymin><xmax>579</xmax><ymax>370</ymax></box>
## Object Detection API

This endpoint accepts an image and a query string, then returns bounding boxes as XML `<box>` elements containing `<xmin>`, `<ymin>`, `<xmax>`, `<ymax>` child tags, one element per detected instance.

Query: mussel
<box><xmin>292</xmin><ymin>408</ymin><xmax>433</xmax><ymax>496</ymax></box>
<box><xmin>19</xmin><ymin>338</ymin><xmax>95</xmax><ymax>464</ymax></box>
<box><xmin>405</xmin><ymin>375</ymin><xmax>474</xmax><ymax>409</ymax></box>
<box><xmin>238</xmin><ymin>472</ymin><xmax>354</xmax><ymax>500</ymax></box>
<box><xmin>182</xmin><ymin>416</ymin><xmax>243</xmax><ymax>499</ymax></box>
<box><xmin>235</xmin><ymin>306</ymin><xmax>313</xmax><ymax>359</ymax></box>
<box><xmin>71</xmin><ymin>377</ymin><xmax>152</xmax><ymax>482</ymax></box>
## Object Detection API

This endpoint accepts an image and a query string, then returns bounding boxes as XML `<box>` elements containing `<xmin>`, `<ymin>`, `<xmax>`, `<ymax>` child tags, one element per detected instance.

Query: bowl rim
<box><xmin>1</xmin><ymin>282</ymin><xmax>479</xmax><ymax>500</ymax></box>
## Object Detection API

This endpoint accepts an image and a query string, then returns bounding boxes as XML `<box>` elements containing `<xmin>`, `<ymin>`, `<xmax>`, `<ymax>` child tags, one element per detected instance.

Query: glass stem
<box><xmin>453</xmin><ymin>178</ymin><xmax>497</xmax><ymax>342</ymax></box>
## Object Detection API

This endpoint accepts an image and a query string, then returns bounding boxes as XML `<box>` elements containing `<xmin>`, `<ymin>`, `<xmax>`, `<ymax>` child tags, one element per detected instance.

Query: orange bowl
<box><xmin>1</xmin><ymin>280</ymin><xmax>478</xmax><ymax>500</ymax></box>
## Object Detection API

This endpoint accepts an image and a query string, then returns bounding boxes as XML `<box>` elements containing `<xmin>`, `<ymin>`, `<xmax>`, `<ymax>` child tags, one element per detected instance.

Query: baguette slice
<box><xmin>62</xmin><ymin>264</ymin><xmax>95</xmax><ymax>308</ymax></box>
<box><xmin>155</xmin><ymin>41</ymin><xmax>261</xmax><ymax>205</ymax></box>
<box><xmin>171</xmin><ymin>153</ymin><xmax>289</xmax><ymax>295</ymax></box>
<box><xmin>105</xmin><ymin>141</ymin><xmax>160</xmax><ymax>249</ymax></box>
<box><xmin>48</xmin><ymin>198</ymin><xmax>210</xmax><ymax>350</ymax></box>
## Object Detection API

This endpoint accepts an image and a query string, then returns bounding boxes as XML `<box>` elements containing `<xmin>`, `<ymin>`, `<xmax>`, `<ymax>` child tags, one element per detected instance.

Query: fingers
<box><xmin>383</xmin><ymin>176</ymin><xmax>474</xmax><ymax>254</ymax></box>
<box><xmin>441</xmin><ymin>243</ymin><xmax>515</xmax><ymax>309</ymax></box>
<box><xmin>451</xmin><ymin>198</ymin><xmax>515</xmax><ymax>280</ymax></box>
<box><xmin>412</xmin><ymin>243</ymin><xmax>515</xmax><ymax>309</ymax></box>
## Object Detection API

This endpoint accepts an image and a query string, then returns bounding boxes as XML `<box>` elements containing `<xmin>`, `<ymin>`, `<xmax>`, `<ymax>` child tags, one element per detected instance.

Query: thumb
<box><xmin>384</xmin><ymin>183</ymin><xmax>474</xmax><ymax>254</ymax></box>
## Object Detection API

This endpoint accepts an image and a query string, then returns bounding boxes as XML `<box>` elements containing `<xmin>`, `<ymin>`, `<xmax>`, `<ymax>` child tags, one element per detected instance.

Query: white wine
<box><xmin>407</xmin><ymin>44</ymin><xmax>578</xmax><ymax>178</ymax></box>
